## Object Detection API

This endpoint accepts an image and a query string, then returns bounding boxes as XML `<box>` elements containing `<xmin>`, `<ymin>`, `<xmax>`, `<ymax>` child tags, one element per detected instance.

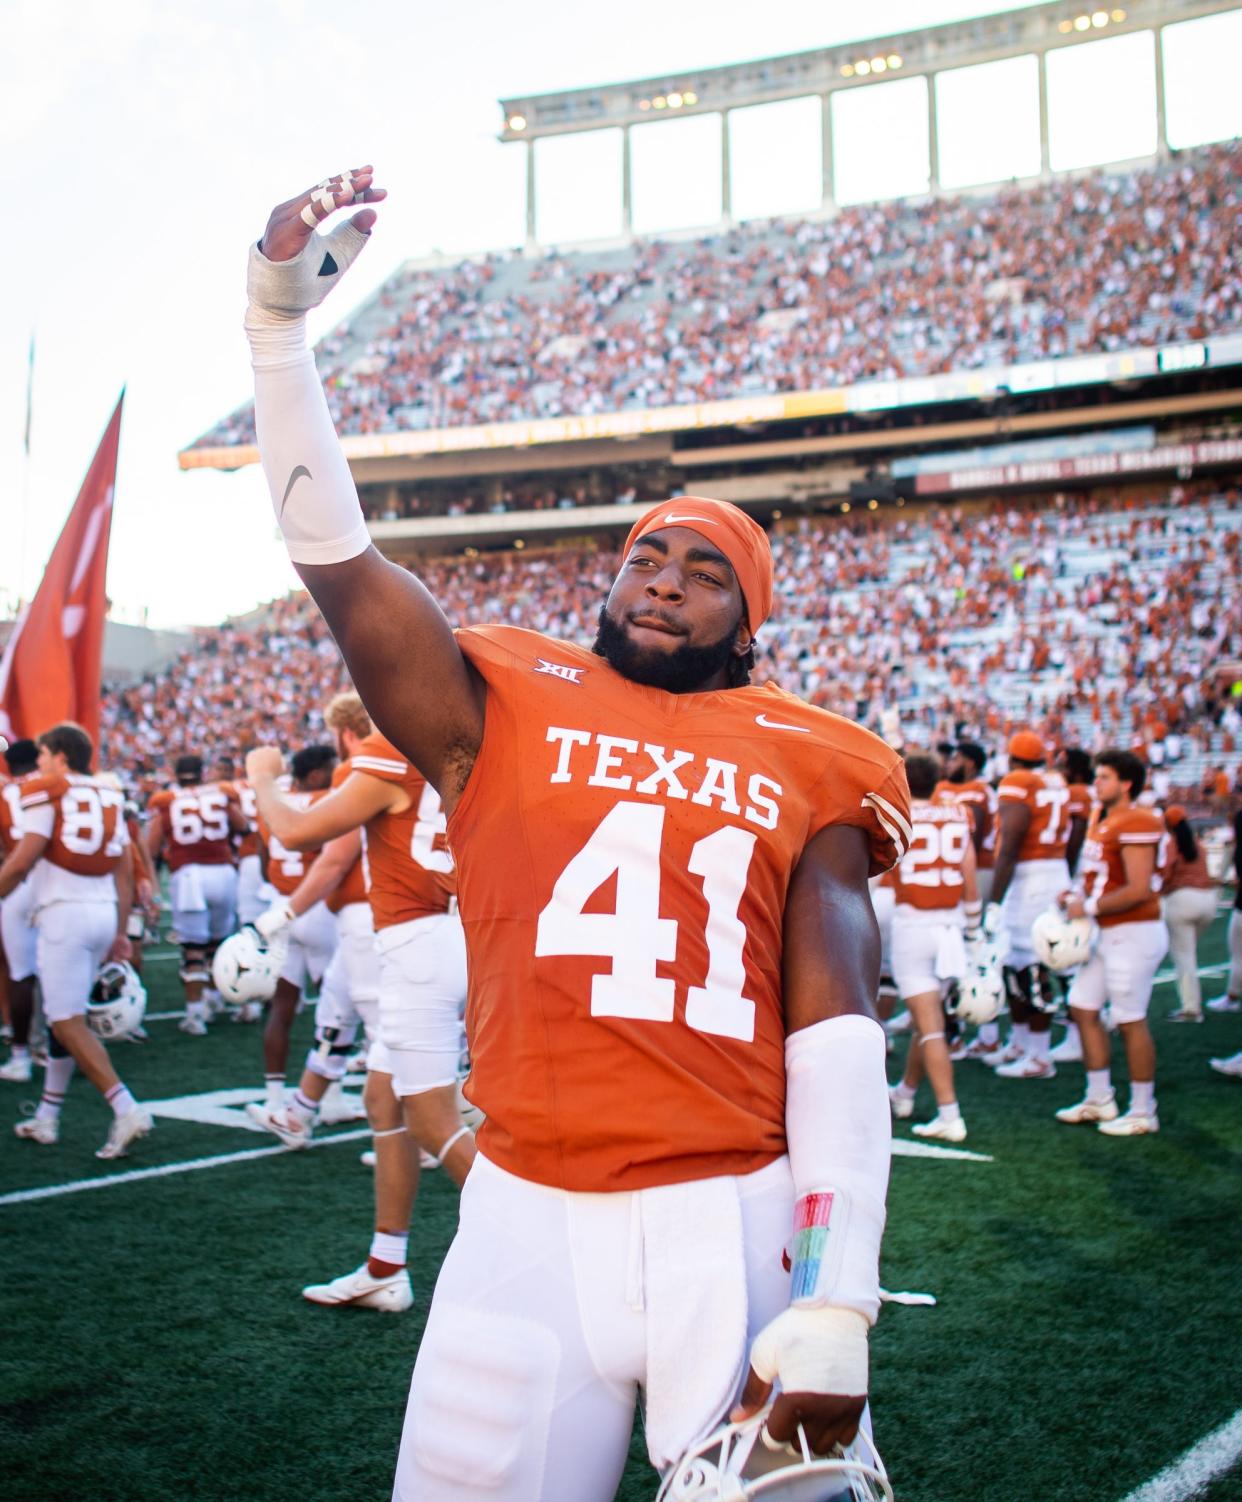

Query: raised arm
<box><xmin>247</xmin><ymin>168</ymin><xmax>483</xmax><ymax>806</ymax></box>
<box><xmin>245</xmin><ymin>748</ymin><xmax>399</xmax><ymax>851</ymax></box>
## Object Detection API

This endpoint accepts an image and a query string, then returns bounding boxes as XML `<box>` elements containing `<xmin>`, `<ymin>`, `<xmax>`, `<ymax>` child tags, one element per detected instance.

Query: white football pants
<box><xmin>393</xmin><ymin>1151</ymin><xmax>795</xmax><ymax>1502</ymax></box>
<box><xmin>236</xmin><ymin>853</ymin><xmax>266</xmax><ymax>926</ymax></box>
<box><xmin>278</xmin><ymin>901</ymin><xmax>338</xmax><ymax>991</ymax></box>
<box><xmin>1161</xmin><ymin>886</ymin><xmax>1218</xmax><ymax>1013</ymax></box>
<box><xmin>1</xmin><ymin>878</ymin><xmax>37</xmax><ymax>982</ymax></box>
<box><xmin>376</xmin><ymin>911</ymin><xmax>467</xmax><ymax>1096</ymax></box>
<box><xmin>1068</xmin><ymin>921</ymin><xmax>1168</xmax><ymax>1024</ymax></box>
<box><xmin>36</xmin><ymin>900</ymin><xmax>117</xmax><ymax>1023</ymax></box>
<box><xmin>1002</xmin><ymin>859</ymin><xmax>1070</xmax><ymax>969</ymax></box>
<box><xmin>170</xmin><ymin>863</ymin><xmax>238</xmax><ymax>946</ymax></box>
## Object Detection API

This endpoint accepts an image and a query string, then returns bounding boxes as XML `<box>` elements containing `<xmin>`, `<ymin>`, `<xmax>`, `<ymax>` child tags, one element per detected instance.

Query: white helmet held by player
<box><xmin>88</xmin><ymin>961</ymin><xmax>148</xmax><ymax>1039</ymax></box>
<box><xmin>212</xmin><ymin>925</ymin><xmax>286</xmax><ymax>1004</ymax></box>
<box><xmin>657</xmin><ymin>1408</ymin><xmax>892</xmax><ymax>1502</ymax></box>
<box><xmin>956</xmin><ymin>937</ymin><xmax>1005</xmax><ymax>1025</ymax></box>
<box><xmin>1031</xmin><ymin>908</ymin><xmax>1096</xmax><ymax>973</ymax></box>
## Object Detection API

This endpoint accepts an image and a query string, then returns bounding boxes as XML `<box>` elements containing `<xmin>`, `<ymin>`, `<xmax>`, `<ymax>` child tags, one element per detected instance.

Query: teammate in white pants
<box><xmin>1160</xmin><ymin>807</ymin><xmax>1219</xmax><ymax>1023</ymax></box>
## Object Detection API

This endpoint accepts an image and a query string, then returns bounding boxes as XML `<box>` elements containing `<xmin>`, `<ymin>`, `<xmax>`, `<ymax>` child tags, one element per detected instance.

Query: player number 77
<box><xmin>535</xmin><ymin>801</ymin><xmax>759</xmax><ymax>1042</ymax></box>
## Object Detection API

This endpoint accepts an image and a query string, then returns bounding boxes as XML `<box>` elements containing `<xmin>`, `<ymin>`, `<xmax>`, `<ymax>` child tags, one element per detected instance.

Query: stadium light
<box><xmin>1074</xmin><ymin>14</ymin><xmax>1091</xmax><ymax>30</ymax></box>
<box><xmin>841</xmin><ymin>501</ymin><xmax>852</xmax><ymax>513</ymax></box>
<box><xmin>507</xmin><ymin>114</ymin><xmax>527</xmax><ymax>131</ymax></box>
<box><xmin>1091</xmin><ymin>10</ymin><xmax>1109</xmax><ymax>25</ymax></box>
<box><xmin>639</xmin><ymin>98</ymin><xmax>651</xmax><ymax>110</ymax></box>
<box><xmin>1059</xmin><ymin>18</ymin><xmax>1074</xmax><ymax>30</ymax></box>
<box><xmin>840</xmin><ymin>63</ymin><xmax>856</xmax><ymax>77</ymax></box>
<box><xmin>667</xmin><ymin>91</ymin><xmax>684</xmax><ymax>107</ymax></box>
<box><xmin>683</xmin><ymin>90</ymin><xmax>698</xmax><ymax>104</ymax></box>
<box><xmin>871</xmin><ymin>57</ymin><xmax>888</xmax><ymax>73</ymax></box>
<box><xmin>514</xmin><ymin>538</ymin><xmax>526</xmax><ymax>549</ymax></box>
<box><xmin>856</xmin><ymin>59</ymin><xmax>872</xmax><ymax>75</ymax></box>
<box><xmin>653</xmin><ymin>95</ymin><xmax>667</xmax><ymax>108</ymax></box>
<box><xmin>887</xmin><ymin>55</ymin><xmax>902</xmax><ymax>69</ymax></box>
<box><xmin>1111</xmin><ymin>7</ymin><xmax>1126</xmax><ymax>18</ymax></box>
<box><xmin>868</xmin><ymin>498</ymin><xmax>879</xmax><ymax>510</ymax></box>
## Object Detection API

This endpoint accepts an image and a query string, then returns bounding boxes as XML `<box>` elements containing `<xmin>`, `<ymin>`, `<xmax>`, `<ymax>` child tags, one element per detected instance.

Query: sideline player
<box><xmin>888</xmin><ymin>754</ymin><xmax>979</xmax><ymax>1141</ymax></box>
<box><xmin>935</xmin><ymin>740</ymin><xmax>998</xmax><ymax>1060</ymax></box>
<box><xmin>0</xmin><ymin>723</ymin><xmax>152</xmax><ymax>1158</ymax></box>
<box><xmin>254</xmin><ymin>745</ymin><xmax>338</xmax><ymax>1111</ymax></box>
<box><xmin>0</xmin><ymin>740</ymin><xmax>40</xmax><ymax>1082</ymax></box>
<box><xmin>1055</xmin><ymin>750</ymin><xmax>1167</xmax><ymax>1135</ymax></box>
<box><xmin>987</xmin><ymin>730</ymin><xmax>1075</xmax><ymax>1078</ymax></box>
<box><xmin>147</xmin><ymin>754</ymin><xmax>246</xmax><ymax>1035</ymax></box>
<box><xmin>246</xmin><ymin>168</ymin><xmax>911</xmax><ymax>1500</ymax></box>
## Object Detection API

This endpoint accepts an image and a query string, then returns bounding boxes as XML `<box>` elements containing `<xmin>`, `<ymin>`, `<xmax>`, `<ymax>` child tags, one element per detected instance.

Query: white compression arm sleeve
<box><xmin>784</xmin><ymin>1014</ymin><xmax>891</xmax><ymax>1324</ymax></box>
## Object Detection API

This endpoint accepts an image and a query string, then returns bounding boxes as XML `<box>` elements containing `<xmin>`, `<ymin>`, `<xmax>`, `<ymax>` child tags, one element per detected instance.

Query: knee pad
<box><xmin>1030</xmin><ymin>963</ymin><xmax>1059</xmax><ymax>1014</ymax></box>
<box><xmin>306</xmin><ymin>1022</ymin><xmax>359</xmax><ymax>1081</ymax></box>
<box><xmin>402</xmin><ymin>1303</ymin><xmax>559</xmax><ymax>1492</ymax></box>
<box><xmin>180</xmin><ymin>945</ymin><xmax>209</xmax><ymax>984</ymax></box>
<box><xmin>1003</xmin><ymin>964</ymin><xmax>1031</xmax><ymax>1010</ymax></box>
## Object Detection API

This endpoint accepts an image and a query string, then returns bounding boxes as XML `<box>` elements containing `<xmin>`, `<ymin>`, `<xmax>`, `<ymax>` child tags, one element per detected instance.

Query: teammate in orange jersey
<box><xmin>888</xmin><ymin>754</ymin><xmax>980</xmax><ymax>1142</ymax></box>
<box><xmin>147</xmin><ymin>754</ymin><xmax>247</xmax><ymax>1035</ymax></box>
<box><xmin>0</xmin><ymin>723</ymin><xmax>152</xmax><ymax>1159</ymax></box>
<box><xmin>987</xmin><ymin>730</ymin><xmax>1076</xmax><ymax>1078</ymax></box>
<box><xmin>246</xmin><ymin>168</ymin><xmax>911</xmax><ymax>1501</ymax></box>
<box><xmin>1055</xmin><ymin>750</ymin><xmax>1167</xmax><ymax>1135</ymax></box>
<box><xmin>253</xmin><ymin>744</ymin><xmax>338</xmax><ymax>1111</ymax></box>
<box><xmin>247</xmin><ymin>691</ymin><xmax>468</xmax><ymax>1312</ymax></box>
<box><xmin>0</xmin><ymin>739</ymin><xmax>41</xmax><ymax>1083</ymax></box>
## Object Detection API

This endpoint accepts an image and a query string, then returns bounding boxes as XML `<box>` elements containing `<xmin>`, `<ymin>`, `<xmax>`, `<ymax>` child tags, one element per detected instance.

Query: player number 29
<box><xmin>535</xmin><ymin>801</ymin><xmax>759</xmax><ymax>1042</ymax></box>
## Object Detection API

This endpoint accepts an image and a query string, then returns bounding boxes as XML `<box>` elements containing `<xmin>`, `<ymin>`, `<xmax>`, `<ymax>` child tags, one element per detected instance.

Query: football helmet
<box><xmin>657</xmin><ymin>1408</ymin><xmax>892</xmax><ymax>1502</ymax></box>
<box><xmin>1031</xmin><ymin>908</ymin><xmax>1096</xmax><ymax>973</ymax></box>
<box><xmin>88</xmin><ymin>962</ymin><xmax>148</xmax><ymax>1039</ymax></box>
<box><xmin>212</xmin><ymin>925</ymin><xmax>286</xmax><ymax>1004</ymax></box>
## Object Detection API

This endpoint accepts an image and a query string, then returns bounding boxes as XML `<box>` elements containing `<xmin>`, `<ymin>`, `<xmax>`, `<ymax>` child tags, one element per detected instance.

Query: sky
<box><xmin>2</xmin><ymin>0</ymin><xmax>1239</xmax><ymax>631</ymax></box>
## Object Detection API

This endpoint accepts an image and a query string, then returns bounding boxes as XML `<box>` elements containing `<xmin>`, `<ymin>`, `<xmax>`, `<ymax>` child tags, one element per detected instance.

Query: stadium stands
<box><xmin>193</xmin><ymin>142</ymin><xmax>1242</xmax><ymax>458</ymax></box>
<box><xmin>100</xmin><ymin>484</ymin><xmax>1242</xmax><ymax>805</ymax></box>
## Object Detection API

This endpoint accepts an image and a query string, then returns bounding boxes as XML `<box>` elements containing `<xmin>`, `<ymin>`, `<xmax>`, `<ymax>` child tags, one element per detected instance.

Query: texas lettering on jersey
<box><xmin>448</xmin><ymin>624</ymin><xmax>911</xmax><ymax>1194</ymax></box>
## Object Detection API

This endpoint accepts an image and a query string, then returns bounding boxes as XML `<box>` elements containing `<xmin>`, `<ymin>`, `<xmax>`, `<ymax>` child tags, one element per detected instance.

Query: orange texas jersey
<box><xmin>350</xmin><ymin>732</ymin><xmax>455</xmax><ymax>931</ymax></box>
<box><xmin>148</xmin><ymin>783</ymin><xmax>239</xmax><ymax>872</ymax></box>
<box><xmin>449</xmin><ymin>624</ymin><xmax>911</xmax><ymax>1195</ymax></box>
<box><xmin>231</xmin><ymin>779</ymin><xmax>260</xmax><ymax>859</ymax></box>
<box><xmin>19</xmin><ymin>773</ymin><xmax>128</xmax><ymax>877</ymax></box>
<box><xmin>1080</xmin><ymin>806</ymin><xmax>1163</xmax><ymax>927</ymax></box>
<box><xmin>325</xmin><ymin>759</ymin><xmax>369</xmax><ymax>914</ymax></box>
<box><xmin>891</xmin><ymin>800</ymin><xmax>973</xmax><ymax>912</ymax></box>
<box><xmin>997</xmin><ymin>767</ymin><xmax>1072</xmax><ymax>864</ymax></box>
<box><xmin>934</xmin><ymin>777</ymin><xmax>996</xmax><ymax>868</ymax></box>
<box><xmin>258</xmin><ymin>791</ymin><xmax>323</xmax><ymax>898</ymax></box>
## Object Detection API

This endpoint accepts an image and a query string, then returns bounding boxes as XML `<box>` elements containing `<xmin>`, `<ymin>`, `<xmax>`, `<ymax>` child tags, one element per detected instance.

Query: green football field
<box><xmin>1</xmin><ymin>906</ymin><xmax>1240</xmax><ymax>1502</ymax></box>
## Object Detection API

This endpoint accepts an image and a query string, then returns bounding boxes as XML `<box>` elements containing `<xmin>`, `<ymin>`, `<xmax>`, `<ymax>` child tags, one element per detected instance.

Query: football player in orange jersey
<box><xmin>0</xmin><ymin>739</ymin><xmax>41</xmax><ymax>1083</ymax></box>
<box><xmin>1055</xmin><ymin>750</ymin><xmax>1168</xmax><ymax>1135</ymax></box>
<box><xmin>0</xmin><ymin>723</ymin><xmax>152</xmax><ymax>1159</ymax></box>
<box><xmin>887</xmin><ymin>754</ymin><xmax>980</xmax><ymax>1142</ymax></box>
<box><xmin>247</xmin><ymin>691</ymin><xmax>468</xmax><ymax>1312</ymax></box>
<box><xmin>987</xmin><ymin>730</ymin><xmax>1076</xmax><ymax>1079</ymax></box>
<box><xmin>246</xmin><ymin>172</ymin><xmax>911</xmax><ymax>1500</ymax></box>
<box><xmin>147</xmin><ymin>753</ymin><xmax>248</xmax><ymax>1035</ymax></box>
<box><xmin>1046</xmin><ymin>746</ymin><xmax>1095</xmax><ymax>1063</ymax></box>
<box><xmin>253</xmin><ymin>744</ymin><xmax>339</xmax><ymax>1109</ymax></box>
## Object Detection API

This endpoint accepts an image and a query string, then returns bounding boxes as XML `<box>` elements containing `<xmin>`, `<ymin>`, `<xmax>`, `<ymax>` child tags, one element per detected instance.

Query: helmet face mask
<box><xmin>211</xmin><ymin>926</ymin><xmax>287</xmax><ymax>1004</ymax></box>
<box><xmin>657</xmin><ymin>1407</ymin><xmax>892</xmax><ymax>1502</ymax></box>
<box><xmin>88</xmin><ymin>962</ymin><xmax>147</xmax><ymax>1039</ymax></box>
<box><xmin>954</xmin><ymin>930</ymin><xmax>1007</xmax><ymax>1025</ymax></box>
<box><xmin>1031</xmin><ymin>909</ymin><xmax>1096</xmax><ymax>972</ymax></box>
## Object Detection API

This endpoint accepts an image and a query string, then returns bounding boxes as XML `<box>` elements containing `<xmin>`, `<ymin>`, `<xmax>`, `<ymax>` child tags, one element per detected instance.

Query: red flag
<box><xmin>0</xmin><ymin>394</ymin><xmax>122</xmax><ymax>761</ymax></box>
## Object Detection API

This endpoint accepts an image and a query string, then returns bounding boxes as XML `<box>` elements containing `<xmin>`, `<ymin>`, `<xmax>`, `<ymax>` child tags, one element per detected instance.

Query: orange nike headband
<box><xmin>622</xmin><ymin>496</ymin><xmax>774</xmax><ymax>634</ymax></box>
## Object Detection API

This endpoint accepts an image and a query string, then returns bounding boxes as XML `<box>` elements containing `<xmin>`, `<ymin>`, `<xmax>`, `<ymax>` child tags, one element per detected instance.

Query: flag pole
<box><xmin>18</xmin><ymin>332</ymin><xmax>35</xmax><ymax>609</ymax></box>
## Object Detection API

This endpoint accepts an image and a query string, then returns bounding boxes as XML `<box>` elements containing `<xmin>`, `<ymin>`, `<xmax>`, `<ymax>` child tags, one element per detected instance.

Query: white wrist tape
<box><xmin>785</xmin><ymin>1015</ymin><xmax>890</xmax><ymax>1324</ymax></box>
<box><xmin>255</xmin><ymin>902</ymin><xmax>294</xmax><ymax>940</ymax></box>
<box><xmin>246</xmin><ymin>225</ymin><xmax>371</xmax><ymax>320</ymax></box>
<box><xmin>748</xmin><ymin>1305</ymin><xmax>869</xmax><ymax>1398</ymax></box>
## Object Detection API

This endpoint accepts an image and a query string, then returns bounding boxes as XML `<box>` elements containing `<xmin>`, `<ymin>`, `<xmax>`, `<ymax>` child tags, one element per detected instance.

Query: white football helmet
<box><xmin>657</xmin><ymin>1409</ymin><xmax>892</xmax><ymax>1502</ymax></box>
<box><xmin>1031</xmin><ymin>908</ymin><xmax>1096</xmax><ymax>973</ymax></box>
<box><xmin>212</xmin><ymin>925</ymin><xmax>286</xmax><ymax>1004</ymax></box>
<box><xmin>88</xmin><ymin>962</ymin><xmax>147</xmax><ymax>1039</ymax></box>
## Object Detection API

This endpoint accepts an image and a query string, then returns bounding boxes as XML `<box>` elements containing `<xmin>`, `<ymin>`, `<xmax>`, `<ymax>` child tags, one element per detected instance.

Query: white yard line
<box><xmin>0</xmin><ymin>1127</ymin><xmax>371</xmax><ymax>1208</ymax></box>
<box><xmin>1120</xmin><ymin>1409</ymin><xmax>1242</xmax><ymax>1502</ymax></box>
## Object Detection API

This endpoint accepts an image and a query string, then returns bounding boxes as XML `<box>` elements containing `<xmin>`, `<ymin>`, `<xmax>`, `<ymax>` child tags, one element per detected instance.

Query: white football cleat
<box><xmin>14</xmin><ymin>1114</ymin><xmax>59</xmax><ymax>1145</ymax></box>
<box><xmin>0</xmin><ymin>1054</ymin><xmax>33</xmax><ymax>1083</ymax></box>
<box><xmin>1048</xmin><ymin>1034</ymin><xmax>1083</xmax><ymax>1063</ymax></box>
<box><xmin>178</xmin><ymin>1014</ymin><xmax>209</xmax><ymax>1037</ymax></box>
<box><xmin>1055</xmin><ymin>1091</ymin><xmax>1119</xmax><ymax>1126</ymax></box>
<box><xmin>1209</xmin><ymin>1052</ymin><xmax>1242</xmax><ymax>1078</ymax></box>
<box><xmin>231</xmin><ymin>1002</ymin><xmax>263</xmax><ymax>1024</ymax></box>
<box><xmin>911</xmin><ymin>1114</ymin><xmax>967</xmax><ymax>1143</ymax></box>
<box><xmin>995</xmin><ymin>1054</ymin><xmax>1057</xmax><ymax>1080</ymax></box>
<box><xmin>1098</xmin><ymin>1108</ymin><xmax>1159</xmax><ymax>1137</ymax></box>
<box><xmin>96</xmin><ymin>1106</ymin><xmax>154</xmax><ymax>1160</ymax></box>
<box><xmin>318</xmin><ymin>1082</ymin><xmax>367</xmax><ymax>1124</ymax></box>
<box><xmin>959</xmin><ymin>1037</ymin><xmax>1002</xmax><ymax>1062</ymax></box>
<box><xmin>301</xmin><ymin>1263</ymin><xmax>413</xmax><ymax>1312</ymax></box>
<box><xmin>1205</xmin><ymin>993</ymin><xmax>1242</xmax><ymax>1013</ymax></box>
<box><xmin>245</xmin><ymin>1102</ymin><xmax>311</xmax><ymax>1149</ymax></box>
<box><xmin>1164</xmin><ymin>1008</ymin><xmax>1203</xmax><ymax>1024</ymax></box>
<box><xmin>888</xmin><ymin>1087</ymin><xmax>914</xmax><ymax>1120</ymax></box>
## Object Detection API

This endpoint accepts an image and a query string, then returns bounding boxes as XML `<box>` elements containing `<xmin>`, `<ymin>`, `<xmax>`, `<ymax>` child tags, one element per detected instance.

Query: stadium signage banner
<box><xmin>913</xmin><ymin>437</ymin><xmax>1242</xmax><ymax>494</ymax></box>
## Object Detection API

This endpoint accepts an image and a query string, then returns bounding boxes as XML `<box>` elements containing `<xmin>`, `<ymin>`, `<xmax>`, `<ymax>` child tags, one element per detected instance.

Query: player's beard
<box><xmin>592</xmin><ymin>604</ymin><xmax>739</xmax><ymax>693</ymax></box>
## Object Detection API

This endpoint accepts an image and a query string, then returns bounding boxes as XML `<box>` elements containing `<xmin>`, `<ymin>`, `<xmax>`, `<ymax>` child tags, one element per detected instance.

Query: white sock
<box><xmin>105</xmin><ymin>1083</ymin><xmax>137</xmax><ymax>1118</ymax></box>
<box><xmin>37</xmin><ymin>1056</ymin><xmax>76</xmax><ymax>1120</ymax></box>
<box><xmin>1086</xmin><ymin>1068</ymin><xmax>1112</xmax><ymax>1102</ymax></box>
<box><xmin>288</xmin><ymin>1089</ymin><xmax>317</xmax><ymax>1126</ymax></box>
<box><xmin>1130</xmin><ymin>1081</ymin><xmax>1155</xmax><ymax>1115</ymax></box>
<box><xmin>10</xmin><ymin>1045</ymin><xmax>29</xmax><ymax>1062</ymax></box>
<box><xmin>369</xmin><ymin>1230</ymin><xmax>408</xmax><ymax>1269</ymax></box>
<box><xmin>1012</xmin><ymin>1023</ymin><xmax>1030</xmax><ymax>1050</ymax></box>
<box><xmin>265</xmin><ymin>1075</ymin><xmax>285</xmax><ymax>1109</ymax></box>
<box><xmin>978</xmin><ymin>1023</ymin><xmax>1000</xmax><ymax>1046</ymax></box>
<box><xmin>937</xmin><ymin>1101</ymin><xmax>961</xmax><ymax>1123</ymax></box>
<box><xmin>893</xmin><ymin>1081</ymin><xmax>916</xmax><ymax>1100</ymax></box>
<box><xmin>186</xmin><ymin>1000</ymin><xmax>208</xmax><ymax>1021</ymax></box>
<box><xmin>1028</xmin><ymin>1030</ymin><xmax>1051</xmax><ymax>1061</ymax></box>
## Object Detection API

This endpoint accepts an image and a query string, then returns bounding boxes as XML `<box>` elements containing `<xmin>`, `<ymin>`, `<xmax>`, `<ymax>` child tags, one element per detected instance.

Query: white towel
<box><xmin>934</xmin><ymin>925</ymin><xmax>967</xmax><ymax>982</ymax></box>
<box><xmin>171</xmin><ymin>865</ymin><xmax>206</xmax><ymax>913</ymax></box>
<box><xmin>641</xmin><ymin>1173</ymin><xmax>749</xmax><ymax>1471</ymax></box>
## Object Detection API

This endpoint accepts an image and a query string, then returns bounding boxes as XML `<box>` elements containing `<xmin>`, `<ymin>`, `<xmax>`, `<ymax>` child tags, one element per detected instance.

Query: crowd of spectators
<box><xmin>197</xmin><ymin>142</ymin><xmax>1242</xmax><ymax>450</ymax></box>
<box><xmin>100</xmin><ymin>485</ymin><xmax>1242</xmax><ymax>812</ymax></box>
